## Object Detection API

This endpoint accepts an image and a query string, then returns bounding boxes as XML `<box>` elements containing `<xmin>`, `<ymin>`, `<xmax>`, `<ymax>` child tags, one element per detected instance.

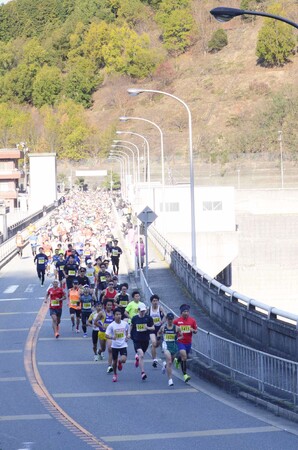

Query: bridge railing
<box><xmin>139</xmin><ymin>269</ymin><xmax>298</xmax><ymax>406</ymax></box>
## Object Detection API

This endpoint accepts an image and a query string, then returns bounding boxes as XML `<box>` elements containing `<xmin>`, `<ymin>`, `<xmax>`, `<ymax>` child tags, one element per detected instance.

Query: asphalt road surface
<box><xmin>1</xmin><ymin>248</ymin><xmax>298</xmax><ymax>450</ymax></box>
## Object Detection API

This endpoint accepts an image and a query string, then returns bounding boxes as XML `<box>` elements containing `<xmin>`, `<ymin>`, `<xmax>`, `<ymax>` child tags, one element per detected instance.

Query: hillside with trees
<box><xmin>0</xmin><ymin>0</ymin><xmax>297</xmax><ymax>181</ymax></box>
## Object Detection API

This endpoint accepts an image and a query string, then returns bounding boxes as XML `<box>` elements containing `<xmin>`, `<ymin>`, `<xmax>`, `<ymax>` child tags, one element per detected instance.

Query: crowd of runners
<box><xmin>24</xmin><ymin>191</ymin><xmax>197</xmax><ymax>385</ymax></box>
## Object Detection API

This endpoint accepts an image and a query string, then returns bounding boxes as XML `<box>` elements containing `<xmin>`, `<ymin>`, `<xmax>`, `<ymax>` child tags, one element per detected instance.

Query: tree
<box><xmin>158</xmin><ymin>8</ymin><xmax>196</xmax><ymax>55</ymax></box>
<box><xmin>32</xmin><ymin>65</ymin><xmax>62</xmax><ymax>107</ymax></box>
<box><xmin>256</xmin><ymin>4</ymin><xmax>296</xmax><ymax>66</ymax></box>
<box><xmin>208</xmin><ymin>29</ymin><xmax>228</xmax><ymax>53</ymax></box>
<box><xmin>0</xmin><ymin>103</ymin><xmax>33</xmax><ymax>147</ymax></box>
<box><xmin>102</xmin><ymin>170</ymin><xmax>121</xmax><ymax>191</ymax></box>
<box><xmin>64</xmin><ymin>57</ymin><xmax>103</xmax><ymax>107</ymax></box>
<box><xmin>1</xmin><ymin>64</ymin><xmax>37</xmax><ymax>103</ymax></box>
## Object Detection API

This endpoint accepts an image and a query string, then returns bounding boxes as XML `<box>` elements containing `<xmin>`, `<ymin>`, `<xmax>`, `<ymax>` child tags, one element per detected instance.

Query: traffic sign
<box><xmin>137</xmin><ymin>206</ymin><xmax>157</xmax><ymax>227</ymax></box>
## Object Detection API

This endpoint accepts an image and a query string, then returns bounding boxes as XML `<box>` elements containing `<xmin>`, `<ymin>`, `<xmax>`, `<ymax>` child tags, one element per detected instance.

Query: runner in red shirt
<box><xmin>45</xmin><ymin>280</ymin><xmax>66</xmax><ymax>338</ymax></box>
<box><xmin>173</xmin><ymin>304</ymin><xmax>197</xmax><ymax>383</ymax></box>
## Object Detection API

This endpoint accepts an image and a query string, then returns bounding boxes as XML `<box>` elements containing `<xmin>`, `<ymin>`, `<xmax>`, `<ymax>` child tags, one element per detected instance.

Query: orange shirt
<box><xmin>68</xmin><ymin>288</ymin><xmax>81</xmax><ymax>310</ymax></box>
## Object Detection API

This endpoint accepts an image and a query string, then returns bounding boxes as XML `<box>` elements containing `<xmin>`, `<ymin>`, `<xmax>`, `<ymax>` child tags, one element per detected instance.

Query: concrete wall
<box><xmin>28</xmin><ymin>153</ymin><xmax>57</xmax><ymax>210</ymax></box>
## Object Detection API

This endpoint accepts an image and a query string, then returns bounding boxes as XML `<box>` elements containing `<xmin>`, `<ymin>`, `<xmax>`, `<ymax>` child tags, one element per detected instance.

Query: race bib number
<box><xmin>112</xmin><ymin>250</ymin><xmax>118</xmax><ymax>256</ymax></box>
<box><xmin>165</xmin><ymin>333</ymin><xmax>175</xmax><ymax>341</ymax></box>
<box><xmin>119</xmin><ymin>300</ymin><xmax>128</xmax><ymax>307</ymax></box>
<box><xmin>136</xmin><ymin>324</ymin><xmax>146</xmax><ymax>332</ymax></box>
<box><xmin>51</xmin><ymin>300</ymin><xmax>60</xmax><ymax>307</ymax></box>
<box><xmin>153</xmin><ymin>317</ymin><xmax>161</xmax><ymax>324</ymax></box>
<box><xmin>39</xmin><ymin>258</ymin><xmax>45</xmax><ymax>264</ymax></box>
<box><xmin>100</xmin><ymin>276</ymin><xmax>106</xmax><ymax>282</ymax></box>
<box><xmin>68</xmin><ymin>270</ymin><xmax>75</xmax><ymax>276</ymax></box>
<box><xmin>70</xmin><ymin>301</ymin><xmax>77</xmax><ymax>306</ymax></box>
<box><xmin>83</xmin><ymin>303</ymin><xmax>91</xmax><ymax>309</ymax></box>
<box><xmin>180</xmin><ymin>325</ymin><xmax>191</xmax><ymax>333</ymax></box>
<box><xmin>115</xmin><ymin>330</ymin><xmax>124</xmax><ymax>339</ymax></box>
<box><xmin>59</xmin><ymin>265</ymin><xmax>64</xmax><ymax>271</ymax></box>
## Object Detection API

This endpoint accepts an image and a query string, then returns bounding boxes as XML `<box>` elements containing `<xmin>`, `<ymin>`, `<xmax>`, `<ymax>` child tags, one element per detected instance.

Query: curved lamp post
<box><xmin>119</xmin><ymin>116</ymin><xmax>165</xmax><ymax>191</ymax></box>
<box><xmin>210</xmin><ymin>7</ymin><xmax>298</xmax><ymax>29</ymax></box>
<box><xmin>116</xmin><ymin>131</ymin><xmax>151</xmax><ymax>183</ymax></box>
<box><xmin>109</xmin><ymin>156</ymin><xmax>127</xmax><ymax>199</ymax></box>
<box><xmin>111</xmin><ymin>145</ymin><xmax>136</xmax><ymax>185</ymax></box>
<box><xmin>127</xmin><ymin>88</ymin><xmax>197</xmax><ymax>266</ymax></box>
<box><xmin>108</xmin><ymin>156</ymin><xmax>125</xmax><ymax>198</ymax></box>
<box><xmin>113</xmin><ymin>140</ymin><xmax>140</xmax><ymax>183</ymax></box>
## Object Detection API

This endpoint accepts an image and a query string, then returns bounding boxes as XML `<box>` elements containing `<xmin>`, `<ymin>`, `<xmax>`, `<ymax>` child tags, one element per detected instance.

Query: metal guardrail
<box><xmin>148</xmin><ymin>225</ymin><xmax>298</xmax><ymax>329</ymax></box>
<box><xmin>139</xmin><ymin>269</ymin><xmax>298</xmax><ymax>406</ymax></box>
<box><xmin>0</xmin><ymin>204</ymin><xmax>56</xmax><ymax>266</ymax></box>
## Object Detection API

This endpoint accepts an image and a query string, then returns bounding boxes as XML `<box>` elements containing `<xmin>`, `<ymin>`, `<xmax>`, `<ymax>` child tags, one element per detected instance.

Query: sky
<box><xmin>0</xmin><ymin>0</ymin><xmax>13</xmax><ymax>4</ymax></box>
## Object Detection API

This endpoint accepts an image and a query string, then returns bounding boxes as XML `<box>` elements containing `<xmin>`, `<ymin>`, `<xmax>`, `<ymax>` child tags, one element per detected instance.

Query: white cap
<box><xmin>138</xmin><ymin>302</ymin><xmax>147</xmax><ymax>312</ymax></box>
<box><xmin>86</xmin><ymin>259</ymin><xmax>92</xmax><ymax>264</ymax></box>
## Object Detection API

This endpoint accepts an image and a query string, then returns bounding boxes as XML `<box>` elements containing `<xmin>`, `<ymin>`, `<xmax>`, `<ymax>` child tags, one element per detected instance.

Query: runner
<box><xmin>124</xmin><ymin>291</ymin><xmax>145</xmax><ymax>321</ymax></box>
<box><xmin>158</xmin><ymin>312</ymin><xmax>180</xmax><ymax>386</ymax></box>
<box><xmin>106</xmin><ymin>308</ymin><xmax>130</xmax><ymax>382</ymax></box>
<box><xmin>80</xmin><ymin>285</ymin><xmax>95</xmax><ymax>337</ymax></box>
<box><xmin>101</xmin><ymin>280</ymin><xmax>118</xmax><ymax>305</ymax></box>
<box><xmin>55</xmin><ymin>253</ymin><xmax>66</xmax><ymax>287</ymax></box>
<box><xmin>44</xmin><ymin>280</ymin><xmax>66</xmax><ymax>338</ymax></box>
<box><xmin>115</xmin><ymin>283</ymin><xmax>130</xmax><ymax>319</ymax></box>
<box><xmin>94</xmin><ymin>299</ymin><xmax>114</xmax><ymax>371</ymax></box>
<box><xmin>34</xmin><ymin>247</ymin><xmax>49</xmax><ymax>286</ymax></box>
<box><xmin>130</xmin><ymin>304</ymin><xmax>155</xmax><ymax>381</ymax></box>
<box><xmin>173</xmin><ymin>304</ymin><xmax>198</xmax><ymax>383</ymax></box>
<box><xmin>88</xmin><ymin>303</ymin><xmax>102</xmax><ymax>361</ymax></box>
<box><xmin>15</xmin><ymin>231</ymin><xmax>25</xmax><ymax>258</ymax></box>
<box><xmin>68</xmin><ymin>280</ymin><xmax>81</xmax><ymax>332</ymax></box>
<box><xmin>149</xmin><ymin>294</ymin><xmax>165</xmax><ymax>368</ymax></box>
<box><xmin>110</xmin><ymin>239</ymin><xmax>122</xmax><ymax>275</ymax></box>
<box><xmin>63</xmin><ymin>255</ymin><xmax>79</xmax><ymax>290</ymax></box>
<box><xmin>85</xmin><ymin>259</ymin><xmax>96</xmax><ymax>289</ymax></box>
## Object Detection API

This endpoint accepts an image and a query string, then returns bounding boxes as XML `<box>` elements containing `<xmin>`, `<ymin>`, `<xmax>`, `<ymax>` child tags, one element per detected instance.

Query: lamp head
<box><xmin>127</xmin><ymin>88</ymin><xmax>143</xmax><ymax>96</ymax></box>
<box><xmin>116</xmin><ymin>131</ymin><xmax>124</xmax><ymax>135</ymax></box>
<box><xmin>119</xmin><ymin>116</ymin><xmax>128</xmax><ymax>122</ymax></box>
<box><xmin>210</xmin><ymin>7</ymin><xmax>244</xmax><ymax>23</ymax></box>
<box><xmin>111</xmin><ymin>145</ymin><xmax>117</xmax><ymax>148</ymax></box>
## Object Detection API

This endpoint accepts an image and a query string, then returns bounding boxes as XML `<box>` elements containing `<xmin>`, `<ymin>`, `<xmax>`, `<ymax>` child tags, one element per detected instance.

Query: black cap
<box><xmin>166</xmin><ymin>312</ymin><xmax>175</xmax><ymax>320</ymax></box>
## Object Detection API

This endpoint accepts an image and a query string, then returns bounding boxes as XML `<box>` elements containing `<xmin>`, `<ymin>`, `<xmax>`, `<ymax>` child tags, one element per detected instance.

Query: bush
<box><xmin>208</xmin><ymin>29</ymin><xmax>228</xmax><ymax>53</ymax></box>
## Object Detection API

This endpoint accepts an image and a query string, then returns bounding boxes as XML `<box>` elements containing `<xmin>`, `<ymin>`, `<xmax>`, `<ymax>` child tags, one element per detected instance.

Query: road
<box><xmin>1</xmin><ymin>247</ymin><xmax>298</xmax><ymax>450</ymax></box>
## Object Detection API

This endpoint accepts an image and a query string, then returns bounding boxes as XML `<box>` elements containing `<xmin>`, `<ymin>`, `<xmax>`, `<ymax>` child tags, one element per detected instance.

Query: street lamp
<box><xmin>116</xmin><ymin>131</ymin><xmax>151</xmax><ymax>183</ymax></box>
<box><xmin>119</xmin><ymin>116</ymin><xmax>165</xmax><ymax>191</ymax></box>
<box><xmin>127</xmin><ymin>88</ymin><xmax>197</xmax><ymax>266</ymax></box>
<box><xmin>110</xmin><ymin>151</ymin><xmax>131</xmax><ymax>200</ymax></box>
<box><xmin>112</xmin><ymin>143</ymin><xmax>138</xmax><ymax>185</ymax></box>
<box><xmin>210</xmin><ymin>7</ymin><xmax>298</xmax><ymax>29</ymax></box>
<box><xmin>108</xmin><ymin>156</ymin><xmax>125</xmax><ymax>198</ymax></box>
<box><xmin>113</xmin><ymin>139</ymin><xmax>141</xmax><ymax>183</ymax></box>
<box><xmin>278</xmin><ymin>131</ymin><xmax>284</xmax><ymax>189</ymax></box>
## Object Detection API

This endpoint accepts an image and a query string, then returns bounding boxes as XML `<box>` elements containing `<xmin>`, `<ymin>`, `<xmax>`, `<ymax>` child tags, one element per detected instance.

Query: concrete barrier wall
<box><xmin>149</xmin><ymin>228</ymin><xmax>298</xmax><ymax>362</ymax></box>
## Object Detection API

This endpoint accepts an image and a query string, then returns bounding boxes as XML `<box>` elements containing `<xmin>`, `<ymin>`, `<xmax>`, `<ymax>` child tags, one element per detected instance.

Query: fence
<box><xmin>139</xmin><ymin>269</ymin><xmax>298</xmax><ymax>406</ymax></box>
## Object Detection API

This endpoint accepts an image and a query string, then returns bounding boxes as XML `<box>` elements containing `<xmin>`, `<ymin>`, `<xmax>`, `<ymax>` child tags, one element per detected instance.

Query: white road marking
<box><xmin>0</xmin><ymin>377</ymin><xmax>26</xmax><ymax>382</ymax></box>
<box><xmin>0</xmin><ymin>350</ymin><xmax>22</xmax><ymax>354</ymax></box>
<box><xmin>39</xmin><ymin>359</ymin><xmax>153</xmax><ymax>366</ymax></box>
<box><xmin>3</xmin><ymin>285</ymin><xmax>19</xmax><ymax>294</ymax></box>
<box><xmin>53</xmin><ymin>388</ymin><xmax>196</xmax><ymax>398</ymax></box>
<box><xmin>0</xmin><ymin>414</ymin><xmax>52</xmax><ymax>421</ymax></box>
<box><xmin>25</xmin><ymin>284</ymin><xmax>36</xmax><ymax>293</ymax></box>
<box><xmin>0</xmin><ymin>328</ymin><xmax>29</xmax><ymax>332</ymax></box>
<box><xmin>102</xmin><ymin>426</ymin><xmax>279</xmax><ymax>442</ymax></box>
<box><xmin>0</xmin><ymin>298</ymin><xmax>29</xmax><ymax>302</ymax></box>
<box><xmin>38</xmin><ymin>337</ymin><xmax>89</xmax><ymax>341</ymax></box>
<box><xmin>0</xmin><ymin>311</ymin><xmax>39</xmax><ymax>316</ymax></box>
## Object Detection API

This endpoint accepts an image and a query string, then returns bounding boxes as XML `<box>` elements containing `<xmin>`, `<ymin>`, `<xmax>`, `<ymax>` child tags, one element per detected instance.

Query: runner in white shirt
<box><xmin>87</xmin><ymin>303</ymin><xmax>102</xmax><ymax>361</ymax></box>
<box><xmin>105</xmin><ymin>308</ymin><xmax>130</xmax><ymax>383</ymax></box>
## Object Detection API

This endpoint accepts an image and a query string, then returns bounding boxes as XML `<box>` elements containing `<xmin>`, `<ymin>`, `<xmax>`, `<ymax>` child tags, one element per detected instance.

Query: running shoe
<box><xmin>141</xmin><ymin>371</ymin><xmax>147</xmax><ymax>380</ymax></box>
<box><xmin>83</xmin><ymin>333</ymin><xmax>87</xmax><ymax>337</ymax></box>
<box><xmin>162</xmin><ymin>361</ymin><xmax>166</xmax><ymax>374</ymax></box>
<box><xmin>98</xmin><ymin>351</ymin><xmax>103</xmax><ymax>360</ymax></box>
<box><xmin>76</xmin><ymin>328</ymin><xmax>80</xmax><ymax>333</ymax></box>
<box><xmin>93</xmin><ymin>355</ymin><xmax>99</xmax><ymax>361</ymax></box>
<box><xmin>118</xmin><ymin>360</ymin><xmax>123</xmax><ymax>371</ymax></box>
<box><xmin>174</xmin><ymin>358</ymin><xmax>180</xmax><ymax>369</ymax></box>
<box><xmin>135</xmin><ymin>354</ymin><xmax>139</xmax><ymax>368</ymax></box>
<box><xmin>152</xmin><ymin>360</ymin><xmax>158</xmax><ymax>368</ymax></box>
<box><xmin>168</xmin><ymin>378</ymin><xmax>174</xmax><ymax>387</ymax></box>
<box><xmin>107</xmin><ymin>366</ymin><xmax>113</xmax><ymax>374</ymax></box>
<box><xmin>71</xmin><ymin>324</ymin><xmax>75</xmax><ymax>332</ymax></box>
<box><xmin>112</xmin><ymin>374</ymin><xmax>118</xmax><ymax>382</ymax></box>
<box><xmin>183</xmin><ymin>374</ymin><xmax>191</xmax><ymax>383</ymax></box>
<box><xmin>55</xmin><ymin>332</ymin><xmax>59</xmax><ymax>339</ymax></box>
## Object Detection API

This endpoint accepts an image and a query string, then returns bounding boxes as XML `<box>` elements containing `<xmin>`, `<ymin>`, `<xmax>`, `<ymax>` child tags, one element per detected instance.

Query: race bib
<box><xmin>136</xmin><ymin>324</ymin><xmax>146</xmax><ymax>332</ymax></box>
<box><xmin>165</xmin><ymin>333</ymin><xmax>175</xmax><ymax>341</ymax></box>
<box><xmin>39</xmin><ymin>258</ymin><xmax>45</xmax><ymax>264</ymax></box>
<box><xmin>51</xmin><ymin>300</ymin><xmax>60</xmax><ymax>307</ymax></box>
<box><xmin>59</xmin><ymin>265</ymin><xmax>64</xmax><ymax>271</ymax></box>
<box><xmin>70</xmin><ymin>301</ymin><xmax>77</xmax><ymax>306</ymax></box>
<box><xmin>112</xmin><ymin>250</ymin><xmax>118</xmax><ymax>256</ymax></box>
<box><xmin>153</xmin><ymin>317</ymin><xmax>161</xmax><ymax>324</ymax></box>
<box><xmin>100</xmin><ymin>276</ymin><xmax>106</xmax><ymax>282</ymax></box>
<box><xmin>180</xmin><ymin>325</ymin><xmax>191</xmax><ymax>333</ymax></box>
<box><xmin>115</xmin><ymin>330</ymin><xmax>124</xmax><ymax>339</ymax></box>
<box><xmin>83</xmin><ymin>303</ymin><xmax>91</xmax><ymax>309</ymax></box>
<box><xmin>119</xmin><ymin>300</ymin><xmax>128</xmax><ymax>307</ymax></box>
<box><xmin>68</xmin><ymin>270</ymin><xmax>75</xmax><ymax>276</ymax></box>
